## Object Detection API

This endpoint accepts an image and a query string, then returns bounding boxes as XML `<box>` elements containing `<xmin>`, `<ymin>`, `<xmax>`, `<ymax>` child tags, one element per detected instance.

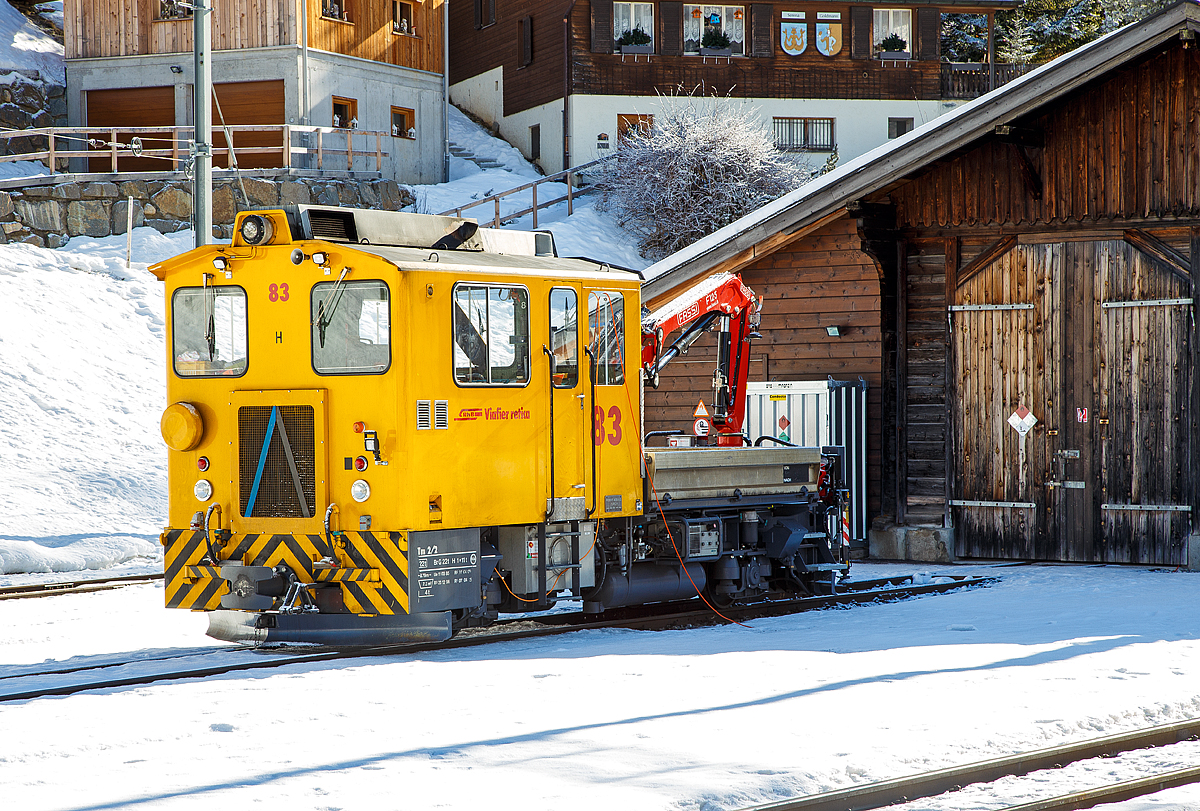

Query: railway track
<box><xmin>0</xmin><ymin>572</ymin><xmax>989</xmax><ymax>703</ymax></box>
<box><xmin>0</xmin><ymin>573</ymin><xmax>163</xmax><ymax>600</ymax></box>
<box><xmin>740</xmin><ymin>716</ymin><xmax>1200</xmax><ymax>811</ymax></box>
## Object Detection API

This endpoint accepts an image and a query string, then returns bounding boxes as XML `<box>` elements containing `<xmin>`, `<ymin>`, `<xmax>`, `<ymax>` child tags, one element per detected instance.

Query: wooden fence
<box><xmin>0</xmin><ymin>124</ymin><xmax>391</xmax><ymax>177</ymax></box>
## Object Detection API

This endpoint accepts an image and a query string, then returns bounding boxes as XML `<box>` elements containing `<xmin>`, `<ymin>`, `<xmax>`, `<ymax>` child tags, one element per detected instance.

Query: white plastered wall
<box><xmin>567</xmin><ymin>94</ymin><xmax>966</xmax><ymax>170</ymax></box>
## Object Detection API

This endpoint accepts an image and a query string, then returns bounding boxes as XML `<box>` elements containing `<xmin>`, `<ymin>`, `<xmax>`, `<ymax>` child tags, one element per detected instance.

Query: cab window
<box><xmin>549</xmin><ymin>288</ymin><xmax>578</xmax><ymax>388</ymax></box>
<box><xmin>453</xmin><ymin>284</ymin><xmax>530</xmax><ymax>385</ymax></box>
<box><xmin>311</xmin><ymin>280</ymin><xmax>391</xmax><ymax>375</ymax></box>
<box><xmin>588</xmin><ymin>291</ymin><xmax>624</xmax><ymax>385</ymax></box>
<box><xmin>171</xmin><ymin>285</ymin><xmax>248</xmax><ymax>377</ymax></box>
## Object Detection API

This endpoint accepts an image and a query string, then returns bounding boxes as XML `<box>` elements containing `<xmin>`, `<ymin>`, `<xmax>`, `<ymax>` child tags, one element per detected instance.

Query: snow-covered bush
<box><xmin>594</xmin><ymin>96</ymin><xmax>823</xmax><ymax>260</ymax></box>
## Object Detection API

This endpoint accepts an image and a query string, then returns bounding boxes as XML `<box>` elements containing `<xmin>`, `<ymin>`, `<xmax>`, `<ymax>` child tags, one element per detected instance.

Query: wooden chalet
<box><xmin>449</xmin><ymin>0</ymin><xmax>1022</xmax><ymax>174</ymax></box>
<box><xmin>643</xmin><ymin>0</ymin><xmax>1200</xmax><ymax>568</ymax></box>
<box><xmin>64</xmin><ymin>0</ymin><xmax>448</xmax><ymax>183</ymax></box>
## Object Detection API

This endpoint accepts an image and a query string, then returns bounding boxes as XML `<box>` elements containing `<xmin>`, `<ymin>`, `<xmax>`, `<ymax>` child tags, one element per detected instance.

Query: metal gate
<box><xmin>745</xmin><ymin>378</ymin><xmax>869</xmax><ymax>548</ymax></box>
<box><xmin>950</xmin><ymin>240</ymin><xmax>1192</xmax><ymax>564</ymax></box>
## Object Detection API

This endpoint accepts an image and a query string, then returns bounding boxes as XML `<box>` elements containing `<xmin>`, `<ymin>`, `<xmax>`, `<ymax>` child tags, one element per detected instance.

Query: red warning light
<box><xmin>354</xmin><ymin>456</ymin><xmax>368</xmax><ymax>472</ymax></box>
<box><xmin>352</xmin><ymin>421</ymin><xmax>366</xmax><ymax>434</ymax></box>
<box><xmin>197</xmin><ymin>456</ymin><xmax>210</xmax><ymax>472</ymax></box>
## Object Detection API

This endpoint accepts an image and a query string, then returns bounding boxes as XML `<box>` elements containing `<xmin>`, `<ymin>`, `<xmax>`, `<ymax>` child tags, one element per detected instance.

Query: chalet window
<box><xmin>614</xmin><ymin>3</ymin><xmax>655</xmax><ymax>49</ymax></box>
<box><xmin>321</xmin><ymin>1</ymin><xmax>352</xmax><ymax>23</ymax></box>
<box><xmin>392</xmin><ymin>106</ymin><xmax>416</xmax><ymax>138</ymax></box>
<box><xmin>873</xmin><ymin>8</ymin><xmax>912</xmax><ymax>55</ymax></box>
<box><xmin>393</xmin><ymin>1</ymin><xmax>415</xmax><ymax>35</ymax></box>
<box><xmin>158</xmin><ymin>0</ymin><xmax>192</xmax><ymax>20</ymax></box>
<box><xmin>333</xmin><ymin>97</ymin><xmax>358</xmax><ymax>129</ymax></box>
<box><xmin>684</xmin><ymin>5</ymin><xmax>745</xmax><ymax>55</ymax></box>
<box><xmin>474</xmin><ymin>0</ymin><xmax>496</xmax><ymax>30</ymax></box>
<box><xmin>518</xmin><ymin>15</ymin><xmax>533</xmax><ymax>67</ymax></box>
<box><xmin>888</xmin><ymin>117</ymin><xmax>913</xmax><ymax>139</ymax></box>
<box><xmin>772</xmin><ymin>117</ymin><xmax>835</xmax><ymax>152</ymax></box>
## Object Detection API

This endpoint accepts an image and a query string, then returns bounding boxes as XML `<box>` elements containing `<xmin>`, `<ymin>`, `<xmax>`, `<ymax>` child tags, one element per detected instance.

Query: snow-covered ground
<box><xmin>1</xmin><ymin>564</ymin><xmax>1198</xmax><ymax>810</ymax></box>
<box><xmin>410</xmin><ymin>106</ymin><xmax>648</xmax><ymax>271</ymax></box>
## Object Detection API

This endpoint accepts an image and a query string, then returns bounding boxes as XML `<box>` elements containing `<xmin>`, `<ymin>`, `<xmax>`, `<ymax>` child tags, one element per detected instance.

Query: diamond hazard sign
<box><xmin>778</xmin><ymin>415</ymin><xmax>791</xmax><ymax>431</ymax></box>
<box><xmin>1007</xmin><ymin>405</ymin><xmax>1038</xmax><ymax>436</ymax></box>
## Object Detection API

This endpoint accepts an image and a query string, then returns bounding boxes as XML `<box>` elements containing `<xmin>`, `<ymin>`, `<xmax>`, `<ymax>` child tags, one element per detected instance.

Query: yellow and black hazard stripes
<box><xmin>341</xmin><ymin>531</ymin><xmax>410</xmax><ymax>615</ymax></box>
<box><xmin>162</xmin><ymin>528</ymin><xmax>411</xmax><ymax>617</ymax></box>
<box><xmin>163</xmin><ymin>529</ymin><xmax>227</xmax><ymax>609</ymax></box>
<box><xmin>223</xmin><ymin>533</ymin><xmax>330</xmax><ymax>580</ymax></box>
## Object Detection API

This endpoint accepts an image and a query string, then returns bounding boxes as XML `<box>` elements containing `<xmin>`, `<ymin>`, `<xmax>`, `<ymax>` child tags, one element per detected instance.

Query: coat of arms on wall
<box><xmin>781</xmin><ymin>22</ymin><xmax>807</xmax><ymax>55</ymax></box>
<box><xmin>816</xmin><ymin>13</ymin><xmax>842</xmax><ymax>56</ymax></box>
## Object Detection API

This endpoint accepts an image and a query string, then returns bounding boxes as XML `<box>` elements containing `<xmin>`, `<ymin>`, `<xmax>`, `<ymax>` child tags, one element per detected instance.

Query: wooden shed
<box><xmin>643</xmin><ymin>0</ymin><xmax>1200</xmax><ymax>567</ymax></box>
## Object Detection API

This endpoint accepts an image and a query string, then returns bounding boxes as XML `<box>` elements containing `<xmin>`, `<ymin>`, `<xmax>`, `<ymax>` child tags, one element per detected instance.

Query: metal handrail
<box><xmin>0</xmin><ymin>124</ymin><xmax>392</xmax><ymax>176</ymax></box>
<box><xmin>437</xmin><ymin>155</ymin><xmax>614</xmax><ymax>228</ymax></box>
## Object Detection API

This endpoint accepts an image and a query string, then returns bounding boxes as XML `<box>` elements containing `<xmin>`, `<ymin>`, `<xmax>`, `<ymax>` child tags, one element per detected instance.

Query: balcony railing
<box><xmin>941</xmin><ymin>62</ymin><xmax>1033</xmax><ymax>100</ymax></box>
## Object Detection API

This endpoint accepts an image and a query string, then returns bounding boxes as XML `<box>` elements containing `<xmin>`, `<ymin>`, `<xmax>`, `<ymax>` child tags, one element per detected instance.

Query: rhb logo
<box><xmin>454</xmin><ymin>408</ymin><xmax>484</xmax><ymax>422</ymax></box>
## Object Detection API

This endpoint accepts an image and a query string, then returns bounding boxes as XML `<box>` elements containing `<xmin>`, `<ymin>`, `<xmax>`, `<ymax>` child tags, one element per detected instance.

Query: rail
<box><xmin>0</xmin><ymin>124</ymin><xmax>391</xmax><ymax>177</ymax></box>
<box><xmin>940</xmin><ymin>62</ymin><xmax>1033</xmax><ymax>99</ymax></box>
<box><xmin>437</xmin><ymin>156</ymin><xmax>613</xmax><ymax>229</ymax></box>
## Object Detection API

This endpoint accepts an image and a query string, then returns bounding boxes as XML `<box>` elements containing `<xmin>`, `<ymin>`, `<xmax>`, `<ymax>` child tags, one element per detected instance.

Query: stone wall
<box><xmin>0</xmin><ymin>70</ymin><xmax>67</xmax><ymax>161</ymax></box>
<box><xmin>0</xmin><ymin>176</ymin><xmax>416</xmax><ymax>247</ymax></box>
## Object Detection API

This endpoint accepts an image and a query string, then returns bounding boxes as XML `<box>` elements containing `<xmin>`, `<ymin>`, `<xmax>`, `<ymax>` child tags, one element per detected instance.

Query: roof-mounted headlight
<box><xmin>239</xmin><ymin>214</ymin><xmax>274</xmax><ymax>246</ymax></box>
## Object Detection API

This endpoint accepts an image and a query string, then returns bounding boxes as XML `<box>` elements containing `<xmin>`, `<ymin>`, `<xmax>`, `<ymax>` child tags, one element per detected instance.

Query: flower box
<box><xmin>700</xmin><ymin>47</ymin><xmax>732</xmax><ymax>57</ymax></box>
<box><xmin>880</xmin><ymin>51</ymin><xmax>911</xmax><ymax>60</ymax></box>
<box><xmin>621</xmin><ymin>44</ymin><xmax>654</xmax><ymax>55</ymax></box>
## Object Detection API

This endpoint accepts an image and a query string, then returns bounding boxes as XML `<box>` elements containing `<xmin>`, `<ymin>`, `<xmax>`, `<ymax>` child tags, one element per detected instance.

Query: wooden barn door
<box><xmin>1091</xmin><ymin>242</ymin><xmax>1192</xmax><ymax>564</ymax></box>
<box><xmin>950</xmin><ymin>239</ymin><xmax>1191</xmax><ymax>564</ymax></box>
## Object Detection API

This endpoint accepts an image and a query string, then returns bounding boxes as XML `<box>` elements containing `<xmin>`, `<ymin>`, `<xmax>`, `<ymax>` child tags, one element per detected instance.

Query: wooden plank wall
<box><xmin>642</xmin><ymin>217</ymin><xmax>884</xmax><ymax>520</ymax></box>
<box><xmin>891</xmin><ymin>45</ymin><xmax>1200</xmax><ymax>229</ymax></box>
<box><xmin>901</xmin><ymin>239</ymin><xmax>947</xmax><ymax>525</ymax></box>
<box><xmin>66</xmin><ymin>0</ymin><xmax>296</xmax><ymax>58</ymax></box>
<box><xmin>306</xmin><ymin>0</ymin><xmax>444</xmax><ymax>72</ymax></box>
<box><xmin>566</xmin><ymin>2</ymin><xmax>942</xmax><ymax>110</ymax></box>
<box><xmin>449</xmin><ymin>0</ymin><xmax>570</xmax><ymax>118</ymax></box>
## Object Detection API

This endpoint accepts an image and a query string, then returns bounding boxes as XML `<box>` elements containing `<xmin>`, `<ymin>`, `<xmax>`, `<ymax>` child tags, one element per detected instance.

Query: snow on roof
<box><xmin>643</xmin><ymin>0</ymin><xmax>1200</xmax><ymax>298</ymax></box>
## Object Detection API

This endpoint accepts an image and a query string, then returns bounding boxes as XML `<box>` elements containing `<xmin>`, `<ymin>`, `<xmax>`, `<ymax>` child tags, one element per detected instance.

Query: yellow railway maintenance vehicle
<box><xmin>153</xmin><ymin>207</ymin><xmax>847</xmax><ymax>645</ymax></box>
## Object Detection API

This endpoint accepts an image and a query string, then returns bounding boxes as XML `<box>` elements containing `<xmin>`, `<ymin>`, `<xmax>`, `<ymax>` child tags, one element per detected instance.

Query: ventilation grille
<box><xmin>307</xmin><ymin>210</ymin><xmax>356</xmax><ymax>242</ymax></box>
<box><xmin>434</xmin><ymin>400</ymin><xmax>449</xmax><ymax>429</ymax></box>
<box><xmin>238</xmin><ymin>405</ymin><xmax>316</xmax><ymax>518</ymax></box>
<box><xmin>416</xmin><ymin>400</ymin><xmax>432</xmax><ymax>430</ymax></box>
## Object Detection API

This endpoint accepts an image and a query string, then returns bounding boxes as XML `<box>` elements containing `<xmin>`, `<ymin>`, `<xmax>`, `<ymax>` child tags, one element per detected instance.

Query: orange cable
<box><xmin>649</xmin><ymin>473</ymin><xmax>752</xmax><ymax>629</ymax></box>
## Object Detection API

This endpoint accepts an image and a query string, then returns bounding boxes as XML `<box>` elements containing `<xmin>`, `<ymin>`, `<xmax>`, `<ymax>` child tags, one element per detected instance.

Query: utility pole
<box><xmin>193</xmin><ymin>0</ymin><xmax>213</xmax><ymax>247</ymax></box>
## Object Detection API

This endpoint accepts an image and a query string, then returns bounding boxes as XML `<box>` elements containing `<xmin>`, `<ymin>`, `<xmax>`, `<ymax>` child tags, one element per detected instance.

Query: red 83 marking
<box><xmin>268</xmin><ymin>282</ymin><xmax>290</xmax><ymax>302</ymax></box>
<box><xmin>593</xmin><ymin>405</ymin><xmax>623</xmax><ymax>446</ymax></box>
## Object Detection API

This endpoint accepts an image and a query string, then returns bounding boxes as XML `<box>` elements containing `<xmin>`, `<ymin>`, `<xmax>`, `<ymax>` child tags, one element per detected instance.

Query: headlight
<box><xmin>194</xmin><ymin>479</ymin><xmax>213</xmax><ymax>502</ymax></box>
<box><xmin>350</xmin><ymin>480</ymin><xmax>371</xmax><ymax>503</ymax></box>
<box><xmin>239</xmin><ymin>214</ymin><xmax>273</xmax><ymax>246</ymax></box>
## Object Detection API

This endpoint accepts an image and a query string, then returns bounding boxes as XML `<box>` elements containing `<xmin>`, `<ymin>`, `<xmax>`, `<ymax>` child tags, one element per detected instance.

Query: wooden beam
<box><xmin>1123</xmin><ymin>229</ymin><xmax>1194</xmax><ymax>289</ymax></box>
<box><xmin>955</xmin><ymin>234</ymin><xmax>1017</xmax><ymax>289</ymax></box>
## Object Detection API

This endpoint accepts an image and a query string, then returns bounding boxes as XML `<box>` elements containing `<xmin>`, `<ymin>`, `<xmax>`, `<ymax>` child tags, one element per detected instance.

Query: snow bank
<box><xmin>0</xmin><ymin>229</ymin><xmax>192</xmax><ymax>576</ymax></box>
<box><xmin>0</xmin><ymin>1</ymin><xmax>62</xmax><ymax>81</ymax></box>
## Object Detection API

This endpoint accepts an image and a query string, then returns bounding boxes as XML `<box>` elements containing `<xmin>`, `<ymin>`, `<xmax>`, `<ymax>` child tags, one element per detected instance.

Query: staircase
<box><xmin>448</xmin><ymin>142</ymin><xmax>506</xmax><ymax>171</ymax></box>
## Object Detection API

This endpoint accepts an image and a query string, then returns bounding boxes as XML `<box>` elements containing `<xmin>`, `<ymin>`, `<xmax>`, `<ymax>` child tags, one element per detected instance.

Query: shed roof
<box><xmin>642</xmin><ymin>0</ymin><xmax>1200</xmax><ymax>303</ymax></box>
